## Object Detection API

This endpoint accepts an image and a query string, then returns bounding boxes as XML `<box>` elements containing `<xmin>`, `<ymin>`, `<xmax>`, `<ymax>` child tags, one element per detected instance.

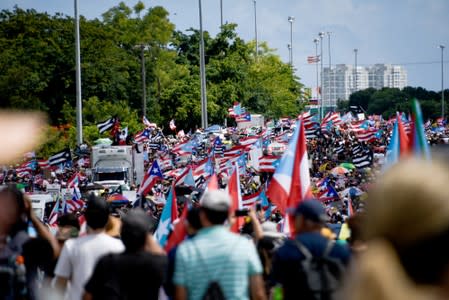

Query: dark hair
<box><xmin>0</xmin><ymin>184</ymin><xmax>27</xmax><ymax>236</ymax></box>
<box><xmin>395</xmin><ymin>225</ymin><xmax>449</xmax><ymax>286</ymax></box>
<box><xmin>186</xmin><ymin>207</ymin><xmax>202</xmax><ymax>230</ymax></box>
<box><xmin>58</xmin><ymin>213</ymin><xmax>80</xmax><ymax>230</ymax></box>
<box><xmin>346</xmin><ymin>213</ymin><xmax>364</xmax><ymax>245</ymax></box>
<box><xmin>201</xmin><ymin>207</ymin><xmax>228</xmax><ymax>225</ymax></box>
<box><xmin>84</xmin><ymin>194</ymin><xmax>109</xmax><ymax>230</ymax></box>
<box><xmin>121</xmin><ymin>209</ymin><xmax>152</xmax><ymax>252</ymax></box>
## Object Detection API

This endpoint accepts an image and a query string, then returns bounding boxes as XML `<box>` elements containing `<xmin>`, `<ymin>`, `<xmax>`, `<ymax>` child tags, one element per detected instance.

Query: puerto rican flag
<box><xmin>138</xmin><ymin>160</ymin><xmax>163</xmax><ymax>196</ymax></box>
<box><xmin>236</xmin><ymin>113</ymin><xmax>251</xmax><ymax>123</ymax></box>
<box><xmin>193</xmin><ymin>157</ymin><xmax>213</xmax><ymax>180</ymax></box>
<box><xmin>242</xmin><ymin>189</ymin><xmax>263</xmax><ymax>207</ymax></box>
<box><xmin>143</xmin><ymin>116</ymin><xmax>157</xmax><ymax>128</ymax></box>
<box><xmin>239</xmin><ymin>136</ymin><xmax>259</xmax><ymax>146</ymax></box>
<box><xmin>67</xmin><ymin>172</ymin><xmax>81</xmax><ymax>188</ymax></box>
<box><xmin>227</xmin><ymin>166</ymin><xmax>243</xmax><ymax>233</ymax></box>
<box><xmin>37</xmin><ymin>159</ymin><xmax>50</xmax><ymax>169</ymax></box>
<box><xmin>267</xmin><ymin>120</ymin><xmax>312</xmax><ymax>213</ymax></box>
<box><xmin>259</xmin><ymin>155</ymin><xmax>281</xmax><ymax>173</ymax></box>
<box><xmin>134</xmin><ymin>129</ymin><xmax>151</xmax><ymax>143</ymax></box>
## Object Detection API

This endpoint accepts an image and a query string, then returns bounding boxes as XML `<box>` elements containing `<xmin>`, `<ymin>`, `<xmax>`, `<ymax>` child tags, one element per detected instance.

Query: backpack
<box><xmin>202</xmin><ymin>281</ymin><xmax>226</xmax><ymax>300</ymax></box>
<box><xmin>293</xmin><ymin>240</ymin><xmax>345</xmax><ymax>300</ymax></box>
<box><xmin>193</xmin><ymin>243</ymin><xmax>228</xmax><ymax>300</ymax></box>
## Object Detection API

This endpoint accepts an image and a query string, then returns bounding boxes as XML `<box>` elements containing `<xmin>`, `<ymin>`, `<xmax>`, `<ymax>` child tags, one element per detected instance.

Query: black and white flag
<box><xmin>49</xmin><ymin>149</ymin><xmax>72</xmax><ymax>166</ymax></box>
<box><xmin>352</xmin><ymin>148</ymin><xmax>373</xmax><ymax>169</ymax></box>
<box><xmin>97</xmin><ymin>117</ymin><xmax>116</xmax><ymax>134</ymax></box>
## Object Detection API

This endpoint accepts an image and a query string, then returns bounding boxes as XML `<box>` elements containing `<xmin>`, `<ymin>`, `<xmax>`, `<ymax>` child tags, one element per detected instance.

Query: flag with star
<box><xmin>138</xmin><ymin>160</ymin><xmax>163</xmax><ymax>196</ymax></box>
<box><xmin>154</xmin><ymin>184</ymin><xmax>178</xmax><ymax>247</ymax></box>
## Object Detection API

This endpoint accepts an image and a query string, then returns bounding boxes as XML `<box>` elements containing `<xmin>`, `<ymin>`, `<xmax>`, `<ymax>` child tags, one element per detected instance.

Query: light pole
<box><xmin>313</xmin><ymin>38</ymin><xmax>319</xmax><ymax>108</ymax></box>
<box><xmin>327</xmin><ymin>32</ymin><xmax>332</xmax><ymax>109</ymax></box>
<box><xmin>253</xmin><ymin>0</ymin><xmax>258</xmax><ymax>58</ymax></box>
<box><xmin>354</xmin><ymin>48</ymin><xmax>358</xmax><ymax>93</ymax></box>
<box><xmin>74</xmin><ymin>0</ymin><xmax>83</xmax><ymax>145</ymax></box>
<box><xmin>319</xmin><ymin>31</ymin><xmax>325</xmax><ymax>120</ymax></box>
<box><xmin>288</xmin><ymin>16</ymin><xmax>295</xmax><ymax>67</ymax></box>
<box><xmin>287</xmin><ymin>44</ymin><xmax>292</xmax><ymax>67</ymax></box>
<box><xmin>220</xmin><ymin>0</ymin><xmax>223</xmax><ymax>28</ymax></box>
<box><xmin>198</xmin><ymin>0</ymin><xmax>208</xmax><ymax>128</ymax></box>
<box><xmin>141</xmin><ymin>45</ymin><xmax>147</xmax><ymax>117</ymax></box>
<box><xmin>440</xmin><ymin>45</ymin><xmax>445</xmax><ymax>118</ymax></box>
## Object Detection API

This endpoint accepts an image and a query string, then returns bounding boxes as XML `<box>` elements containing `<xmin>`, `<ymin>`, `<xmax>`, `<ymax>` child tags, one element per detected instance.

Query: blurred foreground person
<box><xmin>54</xmin><ymin>194</ymin><xmax>124</xmax><ymax>300</ymax></box>
<box><xmin>174</xmin><ymin>190</ymin><xmax>266</xmax><ymax>300</ymax></box>
<box><xmin>83</xmin><ymin>209</ymin><xmax>166</xmax><ymax>300</ymax></box>
<box><xmin>344</xmin><ymin>159</ymin><xmax>449</xmax><ymax>300</ymax></box>
<box><xmin>0</xmin><ymin>185</ymin><xmax>58</xmax><ymax>300</ymax></box>
<box><xmin>271</xmin><ymin>200</ymin><xmax>351</xmax><ymax>300</ymax></box>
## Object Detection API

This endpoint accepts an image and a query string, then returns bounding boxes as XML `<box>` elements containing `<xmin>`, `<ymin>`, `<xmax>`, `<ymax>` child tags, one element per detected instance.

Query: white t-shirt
<box><xmin>54</xmin><ymin>233</ymin><xmax>124</xmax><ymax>300</ymax></box>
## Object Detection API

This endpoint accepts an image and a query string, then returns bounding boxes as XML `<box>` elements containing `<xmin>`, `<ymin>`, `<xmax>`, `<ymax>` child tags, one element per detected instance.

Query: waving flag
<box><xmin>409</xmin><ymin>99</ymin><xmax>430</xmax><ymax>159</ymax></box>
<box><xmin>155</xmin><ymin>184</ymin><xmax>178</xmax><ymax>247</ymax></box>
<box><xmin>134</xmin><ymin>129</ymin><xmax>151</xmax><ymax>143</ymax></box>
<box><xmin>143</xmin><ymin>116</ymin><xmax>157</xmax><ymax>128</ymax></box>
<box><xmin>227</xmin><ymin>166</ymin><xmax>243</xmax><ymax>233</ymax></box>
<box><xmin>385</xmin><ymin>115</ymin><xmax>411</xmax><ymax>168</ymax></box>
<box><xmin>315</xmin><ymin>178</ymin><xmax>339</xmax><ymax>201</ymax></box>
<box><xmin>169</xmin><ymin>119</ymin><xmax>176</xmax><ymax>131</ymax></box>
<box><xmin>67</xmin><ymin>172</ymin><xmax>80</xmax><ymax>188</ymax></box>
<box><xmin>97</xmin><ymin>117</ymin><xmax>117</xmax><ymax>134</ymax></box>
<box><xmin>138</xmin><ymin>160</ymin><xmax>163</xmax><ymax>196</ymax></box>
<box><xmin>267</xmin><ymin>120</ymin><xmax>311</xmax><ymax>213</ymax></box>
<box><xmin>165</xmin><ymin>202</ymin><xmax>189</xmax><ymax>252</ymax></box>
<box><xmin>242</xmin><ymin>189</ymin><xmax>263</xmax><ymax>207</ymax></box>
<box><xmin>48</xmin><ymin>199</ymin><xmax>60</xmax><ymax>227</ymax></box>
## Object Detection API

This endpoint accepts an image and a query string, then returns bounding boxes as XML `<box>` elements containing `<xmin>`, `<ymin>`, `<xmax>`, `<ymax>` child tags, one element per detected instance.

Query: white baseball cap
<box><xmin>200</xmin><ymin>190</ymin><xmax>231</xmax><ymax>211</ymax></box>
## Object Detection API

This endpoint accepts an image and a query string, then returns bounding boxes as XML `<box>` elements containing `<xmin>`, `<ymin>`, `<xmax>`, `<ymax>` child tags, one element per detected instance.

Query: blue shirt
<box><xmin>173</xmin><ymin>226</ymin><xmax>263</xmax><ymax>300</ymax></box>
<box><xmin>271</xmin><ymin>232</ymin><xmax>351</xmax><ymax>299</ymax></box>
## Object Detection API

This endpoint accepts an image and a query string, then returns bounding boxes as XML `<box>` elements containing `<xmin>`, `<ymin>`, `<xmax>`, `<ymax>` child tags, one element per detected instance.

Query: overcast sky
<box><xmin>2</xmin><ymin>0</ymin><xmax>448</xmax><ymax>91</ymax></box>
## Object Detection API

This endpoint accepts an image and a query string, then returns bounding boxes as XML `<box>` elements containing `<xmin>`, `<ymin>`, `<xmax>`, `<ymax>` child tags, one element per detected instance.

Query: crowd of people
<box><xmin>1</xmin><ymin>111</ymin><xmax>449</xmax><ymax>300</ymax></box>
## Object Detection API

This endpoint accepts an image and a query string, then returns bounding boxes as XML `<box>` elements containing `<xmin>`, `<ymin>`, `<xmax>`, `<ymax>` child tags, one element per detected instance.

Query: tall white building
<box><xmin>321</xmin><ymin>64</ymin><xmax>407</xmax><ymax>107</ymax></box>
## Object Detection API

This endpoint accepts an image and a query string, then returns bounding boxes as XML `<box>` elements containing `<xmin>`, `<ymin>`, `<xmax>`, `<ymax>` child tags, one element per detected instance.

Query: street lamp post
<box><xmin>220</xmin><ymin>0</ymin><xmax>223</xmax><ymax>28</ymax></box>
<box><xmin>288</xmin><ymin>16</ymin><xmax>295</xmax><ymax>67</ymax></box>
<box><xmin>253</xmin><ymin>0</ymin><xmax>258</xmax><ymax>58</ymax></box>
<box><xmin>287</xmin><ymin>44</ymin><xmax>292</xmax><ymax>67</ymax></box>
<box><xmin>198</xmin><ymin>0</ymin><xmax>208</xmax><ymax>129</ymax></box>
<box><xmin>141</xmin><ymin>45</ymin><xmax>147</xmax><ymax>117</ymax></box>
<box><xmin>313</xmin><ymin>38</ymin><xmax>319</xmax><ymax>110</ymax></box>
<box><xmin>319</xmin><ymin>32</ymin><xmax>325</xmax><ymax>120</ymax></box>
<box><xmin>440</xmin><ymin>45</ymin><xmax>445</xmax><ymax>118</ymax></box>
<box><xmin>354</xmin><ymin>48</ymin><xmax>358</xmax><ymax>93</ymax></box>
<box><xmin>327</xmin><ymin>32</ymin><xmax>332</xmax><ymax>109</ymax></box>
<box><xmin>74</xmin><ymin>0</ymin><xmax>83</xmax><ymax>145</ymax></box>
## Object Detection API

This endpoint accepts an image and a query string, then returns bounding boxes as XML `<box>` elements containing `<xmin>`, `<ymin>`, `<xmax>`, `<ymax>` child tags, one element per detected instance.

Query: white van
<box><xmin>29</xmin><ymin>193</ymin><xmax>54</xmax><ymax>221</ymax></box>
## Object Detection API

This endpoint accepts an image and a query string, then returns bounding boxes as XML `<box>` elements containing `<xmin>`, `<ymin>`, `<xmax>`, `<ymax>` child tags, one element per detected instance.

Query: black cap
<box><xmin>122</xmin><ymin>209</ymin><xmax>154</xmax><ymax>235</ymax></box>
<box><xmin>294</xmin><ymin>200</ymin><xmax>327</xmax><ymax>223</ymax></box>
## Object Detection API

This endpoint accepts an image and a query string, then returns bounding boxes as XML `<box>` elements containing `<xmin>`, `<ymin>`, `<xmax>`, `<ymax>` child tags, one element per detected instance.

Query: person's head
<box><xmin>199</xmin><ymin>190</ymin><xmax>231</xmax><ymax>227</ymax></box>
<box><xmin>293</xmin><ymin>199</ymin><xmax>327</xmax><ymax>234</ymax></box>
<box><xmin>0</xmin><ymin>184</ymin><xmax>27</xmax><ymax>236</ymax></box>
<box><xmin>365</xmin><ymin>159</ymin><xmax>449</xmax><ymax>289</ymax></box>
<box><xmin>121</xmin><ymin>209</ymin><xmax>153</xmax><ymax>252</ymax></box>
<box><xmin>57</xmin><ymin>213</ymin><xmax>80</xmax><ymax>230</ymax></box>
<box><xmin>84</xmin><ymin>193</ymin><xmax>110</xmax><ymax>230</ymax></box>
<box><xmin>185</xmin><ymin>207</ymin><xmax>202</xmax><ymax>236</ymax></box>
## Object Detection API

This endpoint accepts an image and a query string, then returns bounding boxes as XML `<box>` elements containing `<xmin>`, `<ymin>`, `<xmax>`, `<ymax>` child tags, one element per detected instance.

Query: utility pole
<box><xmin>199</xmin><ymin>0</ymin><xmax>208</xmax><ymax>129</ymax></box>
<box><xmin>74</xmin><ymin>0</ymin><xmax>83</xmax><ymax>145</ymax></box>
<box><xmin>440</xmin><ymin>45</ymin><xmax>445</xmax><ymax>118</ymax></box>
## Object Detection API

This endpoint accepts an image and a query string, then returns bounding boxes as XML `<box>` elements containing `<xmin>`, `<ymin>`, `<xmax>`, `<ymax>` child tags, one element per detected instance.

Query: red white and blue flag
<box><xmin>138</xmin><ymin>160</ymin><xmax>163</xmax><ymax>196</ymax></box>
<box><xmin>267</xmin><ymin>120</ymin><xmax>312</xmax><ymax>213</ymax></box>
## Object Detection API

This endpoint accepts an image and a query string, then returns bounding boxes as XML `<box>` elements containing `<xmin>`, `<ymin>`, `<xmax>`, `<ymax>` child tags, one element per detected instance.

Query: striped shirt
<box><xmin>173</xmin><ymin>226</ymin><xmax>262</xmax><ymax>300</ymax></box>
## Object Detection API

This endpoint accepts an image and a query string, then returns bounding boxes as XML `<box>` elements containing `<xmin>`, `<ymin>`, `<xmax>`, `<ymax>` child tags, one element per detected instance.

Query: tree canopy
<box><xmin>0</xmin><ymin>3</ymin><xmax>304</xmax><ymax>155</ymax></box>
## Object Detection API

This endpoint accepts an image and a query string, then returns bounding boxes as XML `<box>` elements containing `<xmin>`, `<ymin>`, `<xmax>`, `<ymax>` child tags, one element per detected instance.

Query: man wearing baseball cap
<box><xmin>271</xmin><ymin>199</ymin><xmax>351</xmax><ymax>300</ymax></box>
<box><xmin>173</xmin><ymin>190</ymin><xmax>266</xmax><ymax>300</ymax></box>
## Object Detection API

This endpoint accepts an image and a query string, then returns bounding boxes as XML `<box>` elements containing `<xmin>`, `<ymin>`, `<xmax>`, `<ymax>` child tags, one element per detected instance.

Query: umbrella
<box><xmin>341</xmin><ymin>187</ymin><xmax>364</xmax><ymax>198</ymax></box>
<box><xmin>107</xmin><ymin>194</ymin><xmax>130</xmax><ymax>206</ymax></box>
<box><xmin>94</xmin><ymin>138</ymin><xmax>113</xmax><ymax>145</ymax></box>
<box><xmin>330</xmin><ymin>166</ymin><xmax>349</xmax><ymax>175</ymax></box>
<box><xmin>339</xmin><ymin>163</ymin><xmax>356</xmax><ymax>170</ymax></box>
